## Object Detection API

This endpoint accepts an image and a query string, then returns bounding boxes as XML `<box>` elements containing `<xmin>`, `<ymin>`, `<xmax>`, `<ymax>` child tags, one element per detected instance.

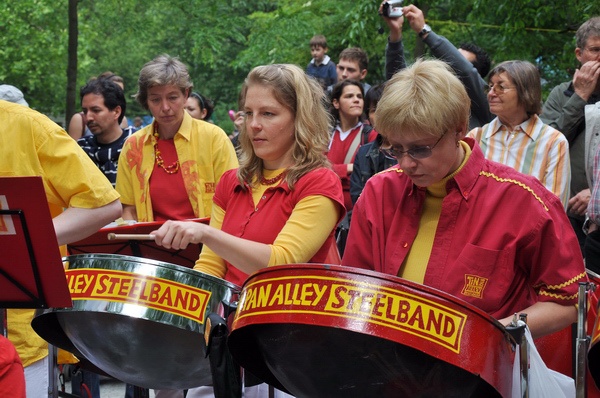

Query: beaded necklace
<box><xmin>260</xmin><ymin>172</ymin><xmax>285</xmax><ymax>185</ymax></box>
<box><xmin>153</xmin><ymin>129</ymin><xmax>180</xmax><ymax>174</ymax></box>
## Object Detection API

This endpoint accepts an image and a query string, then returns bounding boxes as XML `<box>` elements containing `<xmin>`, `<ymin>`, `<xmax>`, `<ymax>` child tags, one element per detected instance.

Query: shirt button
<box><xmin>463</xmin><ymin>191</ymin><xmax>469</xmax><ymax>196</ymax></box>
<box><xmin>255</xmin><ymin>207</ymin><xmax>258</xmax><ymax>212</ymax></box>
<box><xmin>262</xmin><ymin>195</ymin><xmax>267</xmax><ymax>200</ymax></box>
<box><xmin>403</xmin><ymin>242</ymin><xmax>408</xmax><ymax>248</ymax></box>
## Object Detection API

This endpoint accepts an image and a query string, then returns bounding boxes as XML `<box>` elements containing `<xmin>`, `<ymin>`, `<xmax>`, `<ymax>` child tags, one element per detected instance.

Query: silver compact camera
<box><xmin>381</xmin><ymin>0</ymin><xmax>404</xmax><ymax>18</ymax></box>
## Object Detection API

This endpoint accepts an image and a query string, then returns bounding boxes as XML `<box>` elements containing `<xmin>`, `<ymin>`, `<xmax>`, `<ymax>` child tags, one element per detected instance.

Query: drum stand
<box><xmin>507</xmin><ymin>313</ymin><xmax>530</xmax><ymax>398</ymax></box>
<box><xmin>508</xmin><ymin>281</ymin><xmax>595</xmax><ymax>398</ymax></box>
<box><xmin>576</xmin><ymin>281</ymin><xmax>595</xmax><ymax>398</ymax></box>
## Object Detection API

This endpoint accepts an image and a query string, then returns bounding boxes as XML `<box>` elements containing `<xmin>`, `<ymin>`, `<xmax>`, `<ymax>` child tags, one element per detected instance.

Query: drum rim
<box><xmin>64</xmin><ymin>253</ymin><xmax>241</xmax><ymax>291</ymax></box>
<box><xmin>242</xmin><ymin>263</ymin><xmax>510</xmax><ymax>334</ymax></box>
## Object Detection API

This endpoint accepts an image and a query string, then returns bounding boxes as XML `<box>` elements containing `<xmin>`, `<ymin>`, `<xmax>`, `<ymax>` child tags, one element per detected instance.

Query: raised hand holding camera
<box><xmin>380</xmin><ymin>0</ymin><xmax>404</xmax><ymax>18</ymax></box>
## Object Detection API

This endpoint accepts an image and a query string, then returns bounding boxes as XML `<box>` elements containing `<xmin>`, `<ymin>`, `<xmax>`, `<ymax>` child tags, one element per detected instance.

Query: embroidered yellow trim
<box><xmin>543</xmin><ymin>272</ymin><xmax>587</xmax><ymax>290</ymax></box>
<box><xmin>538</xmin><ymin>290</ymin><xmax>578</xmax><ymax>300</ymax></box>
<box><xmin>377</xmin><ymin>167</ymin><xmax>404</xmax><ymax>176</ymax></box>
<box><xmin>479</xmin><ymin>171</ymin><xmax>548</xmax><ymax>211</ymax></box>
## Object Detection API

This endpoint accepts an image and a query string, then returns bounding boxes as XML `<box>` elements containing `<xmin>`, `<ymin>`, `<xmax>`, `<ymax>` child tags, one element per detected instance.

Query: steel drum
<box><xmin>32</xmin><ymin>253</ymin><xmax>239</xmax><ymax>389</ymax></box>
<box><xmin>228</xmin><ymin>264</ymin><xmax>515</xmax><ymax>398</ymax></box>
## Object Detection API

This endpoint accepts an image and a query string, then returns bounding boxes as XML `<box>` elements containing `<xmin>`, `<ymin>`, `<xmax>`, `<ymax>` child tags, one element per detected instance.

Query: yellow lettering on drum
<box><xmin>257</xmin><ymin>284</ymin><xmax>272</xmax><ymax>307</ymax></box>
<box><xmin>269</xmin><ymin>284</ymin><xmax>285</xmax><ymax>307</ymax></box>
<box><xmin>299</xmin><ymin>283</ymin><xmax>326</xmax><ymax>306</ymax></box>
<box><xmin>242</xmin><ymin>287</ymin><xmax>256</xmax><ymax>311</ymax></box>
<box><xmin>312</xmin><ymin>284</ymin><xmax>328</xmax><ymax>305</ymax></box>
<box><xmin>67</xmin><ymin>272</ymin><xmax>96</xmax><ymax>295</ymax></box>
<box><xmin>240</xmin><ymin>282</ymin><xmax>329</xmax><ymax>312</ymax></box>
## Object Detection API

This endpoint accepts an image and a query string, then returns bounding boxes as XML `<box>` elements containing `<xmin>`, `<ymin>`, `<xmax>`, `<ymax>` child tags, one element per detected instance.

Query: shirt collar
<box><xmin>311</xmin><ymin>55</ymin><xmax>331</xmax><ymax>66</ymax></box>
<box><xmin>450</xmin><ymin>137</ymin><xmax>483</xmax><ymax>201</ymax></box>
<box><xmin>147</xmin><ymin>111</ymin><xmax>192</xmax><ymax>143</ymax></box>
<box><xmin>487</xmin><ymin>115</ymin><xmax>538</xmax><ymax>141</ymax></box>
<box><xmin>334</xmin><ymin>121</ymin><xmax>363</xmax><ymax>135</ymax></box>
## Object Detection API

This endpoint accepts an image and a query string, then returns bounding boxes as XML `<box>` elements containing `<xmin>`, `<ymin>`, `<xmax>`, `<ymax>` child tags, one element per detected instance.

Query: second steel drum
<box><xmin>228</xmin><ymin>264</ymin><xmax>516</xmax><ymax>398</ymax></box>
<box><xmin>32</xmin><ymin>253</ymin><xmax>239</xmax><ymax>390</ymax></box>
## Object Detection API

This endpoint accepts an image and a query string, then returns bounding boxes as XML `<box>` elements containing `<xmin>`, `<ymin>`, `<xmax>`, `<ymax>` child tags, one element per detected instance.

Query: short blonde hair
<box><xmin>375</xmin><ymin>59</ymin><xmax>470</xmax><ymax>140</ymax></box>
<box><xmin>237</xmin><ymin>64</ymin><xmax>332</xmax><ymax>189</ymax></box>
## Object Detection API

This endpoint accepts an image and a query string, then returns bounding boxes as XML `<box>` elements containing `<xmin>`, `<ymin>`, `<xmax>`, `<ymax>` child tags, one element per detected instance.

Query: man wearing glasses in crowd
<box><xmin>541</xmin><ymin>16</ymin><xmax>600</xmax><ymax>254</ymax></box>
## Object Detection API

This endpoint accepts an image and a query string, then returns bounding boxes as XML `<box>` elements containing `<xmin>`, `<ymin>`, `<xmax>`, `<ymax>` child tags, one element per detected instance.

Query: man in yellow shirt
<box><xmin>0</xmin><ymin>98</ymin><xmax>122</xmax><ymax>397</ymax></box>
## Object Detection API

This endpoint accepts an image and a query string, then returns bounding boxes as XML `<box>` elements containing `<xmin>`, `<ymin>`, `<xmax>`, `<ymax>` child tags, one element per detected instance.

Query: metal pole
<box><xmin>519</xmin><ymin>313</ymin><xmax>529</xmax><ymax>398</ymax></box>
<box><xmin>48</xmin><ymin>344</ymin><xmax>58</xmax><ymax>398</ymax></box>
<box><xmin>576</xmin><ymin>281</ymin><xmax>594</xmax><ymax>398</ymax></box>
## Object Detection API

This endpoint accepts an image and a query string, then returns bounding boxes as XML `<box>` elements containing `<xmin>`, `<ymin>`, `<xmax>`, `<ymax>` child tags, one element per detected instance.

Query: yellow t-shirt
<box><xmin>0</xmin><ymin>100</ymin><xmax>120</xmax><ymax>367</ymax></box>
<box><xmin>195</xmin><ymin>168</ymin><xmax>340</xmax><ymax>278</ymax></box>
<box><xmin>399</xmin><ymin>141</ymin><xmax>472</xmax><ymax>283</ymax></box>
<box><xmin>116</xmin><ymin>112</ymin><xmax>239</xmax><ymax>221</ymax></box>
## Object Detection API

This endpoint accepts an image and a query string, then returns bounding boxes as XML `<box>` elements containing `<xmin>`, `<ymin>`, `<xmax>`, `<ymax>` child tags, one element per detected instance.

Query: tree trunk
<box><xmin>65</xmin><ymin>0</ymin><xmax>78</xmax><ymax>127</ymax></box>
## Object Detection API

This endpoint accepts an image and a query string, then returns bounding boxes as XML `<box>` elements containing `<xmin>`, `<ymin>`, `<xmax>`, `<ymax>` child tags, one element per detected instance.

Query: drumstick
<box><xmin>107</xmin><ymin>233</ymin><xmax>156</xmax><ymax>241</ymax></box>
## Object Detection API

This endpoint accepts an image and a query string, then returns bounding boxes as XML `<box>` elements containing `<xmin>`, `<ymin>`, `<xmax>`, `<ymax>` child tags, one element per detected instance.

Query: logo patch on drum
<box><xmin>461</xmin><ymin>274</ymin><xmax>488</xmax><ymax>299</ymax></box>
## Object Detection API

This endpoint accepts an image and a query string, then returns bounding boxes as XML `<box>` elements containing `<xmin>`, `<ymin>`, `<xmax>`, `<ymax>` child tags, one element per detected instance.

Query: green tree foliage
<box><xmin>1</xmin><ymin>0</ymin><xmax>599</xmax><ymax>130</ymax></box>
<box><xmin>0</xmin><ymin>0</ymin><xmax>68</xmax><ymax>116</ymax></box>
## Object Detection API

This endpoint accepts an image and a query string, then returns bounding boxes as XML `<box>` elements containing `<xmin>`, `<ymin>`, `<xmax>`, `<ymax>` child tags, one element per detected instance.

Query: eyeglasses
<box><xmin>485</xmin><ymin>82</ymin><xmax>516</xmax><ymax>95</ymax></box>
<box><xmin>379</xmin><ymin>133</ymin><xmax>446</xmax><ymax>160</ymax></box>
<box><xmin>584</xmin><ymin>46</ymin><xmax>600</xmax><ymax>55</ymax></box>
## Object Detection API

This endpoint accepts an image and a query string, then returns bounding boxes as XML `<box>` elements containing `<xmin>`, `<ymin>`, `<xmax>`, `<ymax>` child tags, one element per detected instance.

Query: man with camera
<box><xmin>379</xmin><ymin>2</ymin><xmax>493</xmax><ymax>129</ymax></box>
<box><xmin>541</xmin><ymin>17</ymin><xmax>600</xmax><ymax>256</ymax></box>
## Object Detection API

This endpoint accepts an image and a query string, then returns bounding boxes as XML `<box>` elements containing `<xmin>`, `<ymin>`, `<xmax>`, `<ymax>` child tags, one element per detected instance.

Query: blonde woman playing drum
<box><xmin>152</xmin><ymin>64</ymin><xmax>345</xmax><ymax>397</ymax></box>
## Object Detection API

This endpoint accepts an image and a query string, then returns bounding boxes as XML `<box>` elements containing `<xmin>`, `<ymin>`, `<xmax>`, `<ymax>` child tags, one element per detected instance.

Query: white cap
<box><xmin>0</xmin><ymin>84</ymin><xmax>29</xmax><ymax>107</ymax></box>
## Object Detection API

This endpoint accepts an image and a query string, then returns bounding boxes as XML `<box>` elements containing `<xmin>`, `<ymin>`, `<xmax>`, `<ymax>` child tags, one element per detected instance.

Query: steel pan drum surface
<box><xmin>228</xmin><ymin>264</ymin><xmax>515</xmax><ymax>398</ymax></box>
<box><xmin>33</xmin><ymin>254</ymin><xmax>239</xmax><ymax>390</ymax></box>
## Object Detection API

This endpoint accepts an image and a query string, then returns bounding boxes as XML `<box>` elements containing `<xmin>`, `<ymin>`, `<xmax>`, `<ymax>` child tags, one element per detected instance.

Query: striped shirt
<box><xmin>78</xmin><ymin>127</ymin><xmax>135</xmax><ymax>186</ymax></box>
<box><xmin>588</xmin><ymin>145</ymin><xmax>600</xmax><ymax>225</ymax></box>
<box><xmin>467</xmin><ymin>114</ymin><xmax>570</xmax><ymax>208</ymax></box>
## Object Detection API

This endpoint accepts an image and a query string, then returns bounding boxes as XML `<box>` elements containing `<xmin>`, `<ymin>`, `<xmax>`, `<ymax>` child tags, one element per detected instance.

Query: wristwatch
<box><xmin>418</xmin><ymin>24</ymin><xmax>432</xmax><ymax>38</ymax></box>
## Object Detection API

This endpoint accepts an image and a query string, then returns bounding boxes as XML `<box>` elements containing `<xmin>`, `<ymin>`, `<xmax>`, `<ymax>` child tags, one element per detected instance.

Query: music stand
<box><xmin>0</xmin><ymin>176</ymin><xmax>71</xmax><ymax>325</ymax></box>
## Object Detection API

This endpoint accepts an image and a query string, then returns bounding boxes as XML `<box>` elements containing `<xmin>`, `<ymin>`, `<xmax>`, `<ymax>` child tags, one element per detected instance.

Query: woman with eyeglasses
<box><xmin>342</xmin><ymin>59</ymin><xmax>585</xmax><ymax>340</ymax></box>
<box><xmin>467</xmin><ymin>60</ymin><xmax>571</xmax><ymax>208</ymax></box>
<box><xmin>185</xmin><ymin>91</ymin><xmax>215</xmax><ymax>122</ymax></box>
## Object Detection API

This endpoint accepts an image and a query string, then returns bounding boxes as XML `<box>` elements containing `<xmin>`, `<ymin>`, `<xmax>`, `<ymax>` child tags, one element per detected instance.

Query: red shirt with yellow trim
<box><xmin>210</xmin><ymin>167</ymin><xmax>345</xmax><ymax>287</ymax></box>
<box><xmin>342</xmin><ymin>138</ymin><xmax>586</xmax><ymax>319</ymax></box>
